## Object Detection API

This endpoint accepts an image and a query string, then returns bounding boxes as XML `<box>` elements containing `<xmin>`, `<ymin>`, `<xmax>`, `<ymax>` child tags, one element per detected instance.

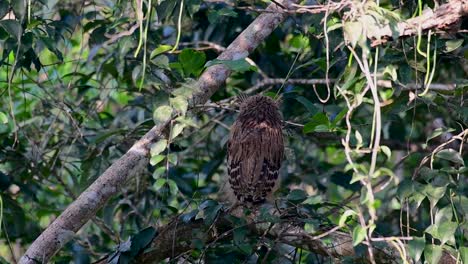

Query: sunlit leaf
<box><xmin>150</xmin><ymin>45</ymin><xmax>173</xmax><ymax>59</ymax></box>
<box><xmin>154</xmin><ymin>178</ymin><xmax>166</xmax><ymax>190</ymax></box>
<box><xmin>438</xmin><ymin>221</ymin><xmax>457</xmax><ymax>245</ymax></box>
<box><xmin>0</xmin><ymin>112</ymin><xmax>8</xmax><ymax>124</ymax></box>
<box><xmin>150</xmin><ymin>155</ymin><xmax>165</xmax><ymax>166</ymax></box>
<box><xmin>339</xmin><ymin>209</ymin><xmax>357</xmax><ymax>226</ymax></box>
<box><xmin>444</xmin><ymin>39</ymin><xmax>463</xmax><ymax>53</ymax></box>
<box><xmin>167</xmin><ymin>153</ymin><xmax>177</xmax><ymax>165</ymax></box>
<box><xmin>153</xmin><ymin>105</ymin><xmax>173</xmax><ymax>123</ymax></box>
<box><xmin>352</xmin><ymin>225</ymin><xmax>366</xmax><ymax>246</ymax></box>
<box><xmin>171</xmin><ymin>123</ymin><xmax>186</xmax><ymax>140</ymax></box>
<box><xmin>170</xmin><ymin>96</ymin><xmax>188</xmax><ymax>115</ymax></box>
<box><xmin>150</xmin><ymin>139</ymin><xmax>168</xmax><ymax>156</ymax></box>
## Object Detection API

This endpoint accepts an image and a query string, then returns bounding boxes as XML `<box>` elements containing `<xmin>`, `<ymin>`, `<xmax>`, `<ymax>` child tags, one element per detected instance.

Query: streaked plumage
<box><xmin>227</xmin><ymin>95</ymin><xmax>284</xmax><ymax>205</ymax></box>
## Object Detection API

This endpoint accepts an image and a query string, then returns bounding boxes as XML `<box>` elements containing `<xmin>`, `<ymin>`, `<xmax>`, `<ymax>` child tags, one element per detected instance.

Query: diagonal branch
<box><xmin>18</xmin><ymin>1</ymin><xmax>295</xmax><ymax>263</ymax></box>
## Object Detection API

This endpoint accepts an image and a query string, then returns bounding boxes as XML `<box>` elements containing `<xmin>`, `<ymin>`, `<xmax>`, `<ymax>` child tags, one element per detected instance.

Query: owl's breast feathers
<box><xmin>227</xmin><ymin>116</ymin><xmax>284</xmax><ymax>205</ymax></box>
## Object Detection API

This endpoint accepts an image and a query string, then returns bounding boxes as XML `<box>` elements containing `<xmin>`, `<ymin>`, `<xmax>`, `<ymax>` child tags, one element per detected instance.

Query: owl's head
<box><xmin>237</xmin><ymin>94</ymin><xmax>282</xmax><ymax>123</ymax></box>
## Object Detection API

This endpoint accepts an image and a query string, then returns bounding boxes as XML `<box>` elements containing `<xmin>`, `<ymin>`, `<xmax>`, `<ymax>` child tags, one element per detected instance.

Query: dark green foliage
<box><xmin>0</xmin><ymin>0</ymin><xmax>467</xmax><ymax>263</ymax></box>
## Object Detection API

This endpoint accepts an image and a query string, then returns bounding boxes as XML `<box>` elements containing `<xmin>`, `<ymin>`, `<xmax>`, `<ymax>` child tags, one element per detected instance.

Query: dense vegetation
<box><xmin>0</xmin><ymin>0</ymin><xmax>466</xmax><ymax>263</ymax></box>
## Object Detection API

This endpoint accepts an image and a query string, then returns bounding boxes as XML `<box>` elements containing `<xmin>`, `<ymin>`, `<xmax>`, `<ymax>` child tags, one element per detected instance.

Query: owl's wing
<box><xmin>254</xmin><ymin>125</ymin><xmax>284</xmax><ymax>201</ymax></box>
<box><xmin>227</xmin><ymin>125</ymin><xmax>284</xmax><ymax>203</ymax></box>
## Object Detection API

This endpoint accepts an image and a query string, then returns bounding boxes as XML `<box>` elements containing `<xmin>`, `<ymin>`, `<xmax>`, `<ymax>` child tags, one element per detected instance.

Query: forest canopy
<box><xmin>0</xmin><ymin>0</ymin><xmax>467</xmax><ymax>263</ymax></box>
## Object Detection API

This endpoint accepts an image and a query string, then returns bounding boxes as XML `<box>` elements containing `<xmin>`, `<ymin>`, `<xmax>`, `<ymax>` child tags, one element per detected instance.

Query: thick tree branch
<box><xmin>267</xmin><ymin>0</ymin><xmax>468</xmax><ymax>43</ymax></box>
<box><xmin>245</xmin><ymin>77</ymin><xmax>461</xmax><ymax>96</ymax></box>
<box><xmin>19</xmin><ymin>1</ymin><xmax>294</xmax><ymax>263</ymax></box>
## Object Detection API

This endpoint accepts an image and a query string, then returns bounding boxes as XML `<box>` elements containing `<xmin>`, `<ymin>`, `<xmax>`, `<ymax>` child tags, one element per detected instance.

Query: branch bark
<box><xmin>18</xmin><ymin>1</ymin><xmax>294</xmax><ymax>263</ymax></box>
<box><xmin>292</xmin><ymin>0</ymin><xmax>468</xmax><ymax>44</ymax></box>
<box><xmin>246</xmin><ymin>78</ymin><xmax>461</xmax><ymax>95</ymax></box>
<box><xmin>368</xmin><ymin>0</ymin><xmax>468</xmax><ymax>45</ymax></box>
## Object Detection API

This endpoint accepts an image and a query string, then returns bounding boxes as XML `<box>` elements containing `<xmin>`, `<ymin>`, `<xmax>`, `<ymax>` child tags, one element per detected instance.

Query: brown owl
<box><xmin>227</xmin><ymin>94</ymin><xmax>284</xmax><ymax>205</ymax></box>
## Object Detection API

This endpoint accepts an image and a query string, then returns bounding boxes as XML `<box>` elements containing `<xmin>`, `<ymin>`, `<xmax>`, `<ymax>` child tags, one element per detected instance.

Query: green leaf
<box><xmin>203</xmin><ymin>204</ymin><xmax>223</xmax><ymax>225</ymax></box>
<box><xmin>355</xmin><ymin>130</ymin><xmax>363</xmax><ymax>148</ymax></box>
<box><xmin>289</xmin><ymin>34</ymin><xmax>309</xmax><ymax>51</ymax></box>
<box><xmin>460</xmin><ymin>247</ymin><xmax>468</xmax><ymax>264</ymax></box>
<box><xmin>303</xmin><ymin>113</ymin><xmax>329</xmax><ymax>133</ymax></box>
<box><xmin>152</xmin><ymin>167</ymin><xmax>166</xmax><ymax>179</ymax></box>
<box><xmin>425</xmin><ymin>224</ymin><xmax>438</xmax><ymax>239</ymax></box>
<box><xmin>233</xmin><ymin>226</ymin><xmax>247</xmax><ymax>244</ymax></box>
<box><xmin>154</xmin><ymin>178</ymin><xmax>166</xmax><ymax>190</ymax></box>
<box><xmin>0</xmin><ymin>112</ymin><xmax>8</xmax><ymax>124</ymax></box>
<box><xmin>180</xmin><ymin>209</ymin><xmax>198</xmax><ymax>223</ymax></box>
<box><xmin>331</xmin><ymin>108</ymin><xmax>347</xmax><ymax>125</ymax></box>
<box><xmin>0</xmin><ymin>256</ymin><xmax>10</xmax><ymax>264</ymax></box>
<box><xmin>352</xmin><ymin>225</ymin><xmax>366</xmax><ymax>246</ymax></box>
<box><xmin>152</xmin><ymin>55</ymin><xmax>170</xmax><ymax>70</ymax></box>
<box><xmin>172</xmin><ymin>85</ymin><xmax>194</xmax><ymax>98</ymax></box>
<box><xmin>167</xmin><ymin>153</ymin><xmax>177</xmax><ymax>164</ymax></box>
<box><xmin>199</xmin><ymin>200</ymin><xmax>218</xmax><ymax>210</ymax></box>
<box><xmin>360</xmin><ymin>186</ymin><xmax>370</xmax><ymax>204</ymax></box>
<box><xmin>427</xmin><ymin>127</ymin><xmax>455</xmax><ymax>143</ymax></box>
<box><xmin>438</xmin><ymin>221</ymin><xmax>457</xmax><ymax>245</ymax></box>
<box><xmin>408</xmin><ymin>236</ymin><xmax>425</xmax><ymax>262</ymax></box>
<box><xmin>444</xmin><ymin>39</ymin><xmax>463</xmax><ymax>53</ymax></box>
<box><xmin>396</xmin><ymin>179</ymin><xmax>414</xmax><ymax>199</ymax></box>
<box><xmin>150</xmin><ymin>155</ymin><xmax>165</xmax><ymax>166</ymax></box>
<box><xmin>287</xmin><ymin>189</ymin><xmax>307</xmax><ymax>203</ymax></box>
<box><xmin>11</xmin><ymin>0</ymin><xmax>25</xmax><ymax>20</ymax></box>
<box><xmin>153</xmin><ymin>105</ymin><xmax>173</xmax><ymax>123</ymax></box>
<box><xmin>205</xmin><ymin>59</ymin><xmax>256</xmax><ymax>73</ymax></box>
<box><xmin>150</xmin><ymin>139</ymin><xmax>168</xmax><ymax>156</ymax></box>
<box><xmin>380</xmin><ymin>145</ymin><xmax>391</xmax><ymax>159</ymax></box>
<box><xmin>434</xmin><ymin>206</ymin><xmax>453</xmax><ymax>226</ymax></box>
<box><xmin>179</xmin><ymin>49</ymin><xmax>206</xmax><ymax>77</ymax></box>
<box><xmin>424</xmin><ymin>184</ymin><xmax>446</xmax><ymax>208</ymax></box>
<box><xmin>238</xmin><ymin>243</ymin><xmax>253</xmax><ymax>255</ymax></box>
<box><xmin>295</xmin><ymin>96</ymin><xmax>319</xmax><ymax>115</ymax></box>
<box><xmin>171</xmin><ymin>123</ymin><xmax>186</xmax><ymax>140</ymax></box>
<box><xmin>129</xmin><ymin>227</ymin><xmax>157</xmax><ymax>257</ymax></box>
<box><xmin>170</xmin><ymin>96</ymin><xmax>188</xmax><ymax>115</ymax></box>
<box><xmin>424</xmin><ymin>245</ymin><xmax>443</xmax><ymax>264</ymax></box>
<box><xmin>339</xmin><ymin>209</ymin><xmax>357</xmax><ymax>226</ymax></box>
<box><xmin>150</xmin><ymin>45</ymin><xmax>173</xmax><ymax>59</ymax></box>
<box><xmin>435</xmin><ymin>149</ymin><xmax>465</xmax><ymax>166</ymax></box>
<box><xmin>382</xmin><ymin>65</ymin><xmax>397</xmax><ymax>81</ymax></box>
<box><xmin>207</xmin><ymin>7</ymin><xmax>237</xmax><ymax>24</ymax></box>
<box><xmin>167</xmin><ymin>179</ymin><xmax>178</xmax><ymax>194</ymax></box>
<box><xmin>0</xmin><ymin>20</ymin><xmax>21</xmax><ymax>40</ymax></box>
<box><xmin>0</xmin><ymin>2</ymin><xmax>8</xmax><ymax>19</ymax></box>
<box><xmin>350</xmin><ymin>172</ymin><xmax>365</xmax><ymax>184</ymax></box>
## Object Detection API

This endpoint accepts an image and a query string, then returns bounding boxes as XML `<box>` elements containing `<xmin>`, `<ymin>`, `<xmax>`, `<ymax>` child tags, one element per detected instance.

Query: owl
<box><xmin>227</xmin><ymin>94</ymin><xmax>284</xmax><ymax>205</ymax></box>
